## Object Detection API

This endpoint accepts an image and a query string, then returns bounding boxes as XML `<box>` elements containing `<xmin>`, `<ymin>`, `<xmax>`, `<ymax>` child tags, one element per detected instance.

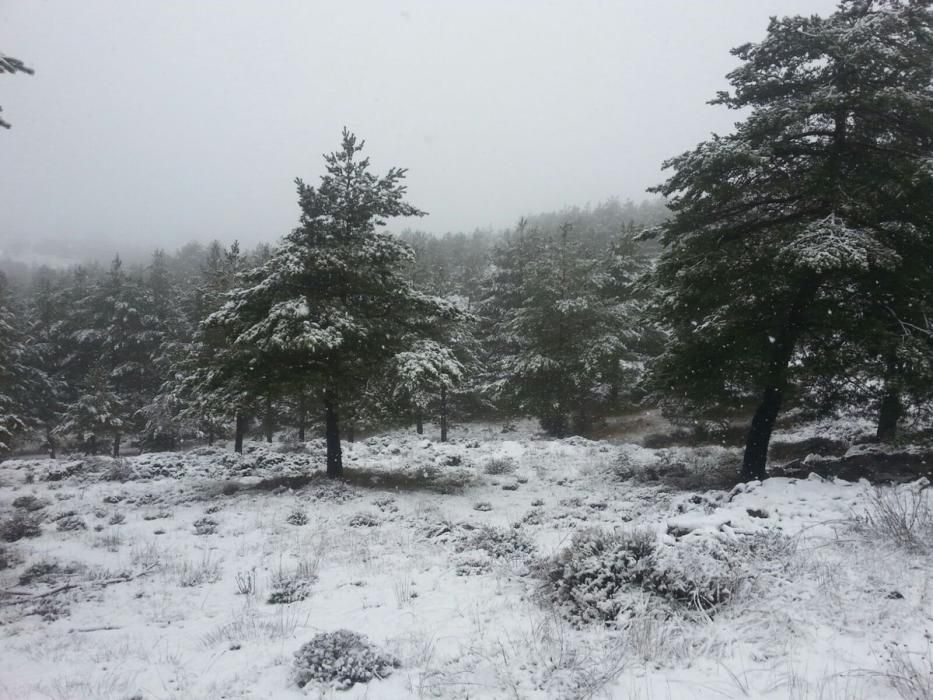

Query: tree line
<box><xmin>1</xmin><ymin>0</ymin><xmax>931</xmax><ymax>482</ymax></box>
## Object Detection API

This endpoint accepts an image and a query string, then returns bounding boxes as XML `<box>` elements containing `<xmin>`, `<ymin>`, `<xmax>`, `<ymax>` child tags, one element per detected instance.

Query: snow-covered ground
<box><xmin>0</xmin><ymin>421</ymin><xmax>931</xmax><ymax>699</ymax></box>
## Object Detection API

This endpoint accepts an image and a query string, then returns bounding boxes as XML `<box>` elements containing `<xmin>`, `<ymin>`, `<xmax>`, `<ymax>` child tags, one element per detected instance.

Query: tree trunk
<box><xmin>741</xmin><ymin>281</ymin><xmax>817</xmax><ymax>481</ymax></box>
<box><xmin>264</xmin><ymin>395</ymin><xmax>274</xmax><ymax>443</ymax></box>
<box><xmin>46</xmin><ymin>427</ymin><xmax>56</xmax><ymax>459</ymax></box>
<box><xmin>876</xmin><ymin>388</ymin><xmax>902</xmax><ymax>443</ymax></box>
<box><xmin>416</xmin><ymin>413</ymin><xmax>423</xmax><ymax>435</ymax></box>
<box><xmin>440</xmin><ymin>386</ymin><xmax>448</xmax><ymax>442</ymax></box>
<box><xmin>234</xmin><ymin>414</ymin><xmax>247</xmax><ymax>454</ymax></box>
<box><xmin>113</xmin><ymin>433</ymin><xmax>121</xmax><ymax>458</ymax></box>
<box><xmin>346</xmin><ymin>424</ymin><xmax>355</xmax><ymax>444</ymax></box>
<box><xmin>207</xmin><ymin>425</ymin><xmax>214</xmax><ymax>447</ymax></box>
<box><xmin>324</xmin><ymin>395</ymin><xmax>342</xmax><ymax>478</ymax></box>
<box><xmin>298</xmin><ymin>394</ymin><xmax>307</xmax><ymax>442</ymax></box>
<box><xmin>87</xmin><ymin>434</ymin><xmax>97</xmax><ymax>456</ymax></box>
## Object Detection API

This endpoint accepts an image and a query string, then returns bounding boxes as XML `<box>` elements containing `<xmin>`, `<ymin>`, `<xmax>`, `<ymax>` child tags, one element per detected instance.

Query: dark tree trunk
<box><xmin>741</xmin><ymin>281</ymin><xmax>817</xmax><ymax>481</ymax></box>
<box><xmin>87</xmin><ymin>434</ymin><xmax>97</xmax><ymax>456</ymax></box>
<box><xmin>113</xmin><ymin>433</ymin><xmax>121</xmax><ymax>458</ymax></box>
<box><xmin>416</xmin><ymin>413</ymin><xmax>423</xmax><ymax>435</ymax></box>
<box><xmin>440</xmin><ymin>386</ymin><xmax>448</xmax><ymax>442</ymax></box>
<box><xmin>207</xmin><ymin>425</ymin><xmax>214</xmax><ymax>447</ymax></box>
<box><xmin>876</xmin><ymin>388</ymin><xmax>902</xmax><ymax>443</ymax></box>
<box><xmin>346</xmin><ymin>423</ymin><xmax>354</xmax><ymax>444</ymax></box>
<box><xmin>234</xmin><ymin>414</ymin><xmax>247</xmax><ymax>454</ymax></box>
<box><xmin>264</xmin><ymin>395</ymin><xmax>274</xmax><ymax>443</ymax></box>
<box><xmin>324</xmin><ymin>395</ymin><xmax>342</xmax><ymax>478</ymax></box>
<box><xmin>298</xmin><ymin>394</ymin><xmax>307</xmax><ymax>442</ymax></box>
<box><xmin>46</xmin><ymin>427</ymin><xmax>56</xmax><ymax>459</ymax></box>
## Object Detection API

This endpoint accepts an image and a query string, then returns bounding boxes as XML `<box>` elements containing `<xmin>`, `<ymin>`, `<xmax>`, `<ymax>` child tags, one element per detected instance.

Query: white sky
<box><xmin>0</xmin><ymin>0</ymin><xmax>838</xmax><ymax>258</ymax></box>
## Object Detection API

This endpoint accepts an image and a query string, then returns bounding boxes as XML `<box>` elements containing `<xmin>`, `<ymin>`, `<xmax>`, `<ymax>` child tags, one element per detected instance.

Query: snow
<box><xmin>0</xmin><ymin>422</ymin><xmax>930</xmax><ymax>698</ymax></box>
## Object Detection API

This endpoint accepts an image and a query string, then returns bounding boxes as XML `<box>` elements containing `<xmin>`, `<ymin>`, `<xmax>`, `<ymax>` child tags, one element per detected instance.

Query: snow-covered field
<box><xmin>1</xmin><ymin>422</ymin><xmax>931</xmax><ymax>699</ymax></box>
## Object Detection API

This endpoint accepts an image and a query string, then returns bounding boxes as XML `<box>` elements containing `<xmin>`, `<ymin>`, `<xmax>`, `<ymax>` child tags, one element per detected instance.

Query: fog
<box><xmin>1</xmin><ymin>0</ymin><xmax>837</xmax><ymax>263</ymax></box>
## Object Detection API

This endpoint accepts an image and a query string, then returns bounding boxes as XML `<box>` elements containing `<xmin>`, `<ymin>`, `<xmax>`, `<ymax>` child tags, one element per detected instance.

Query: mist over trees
<box><xmin>1</xmin><ymin>0</ymin><xmax>931</xmax><ymax>486</ymax></box>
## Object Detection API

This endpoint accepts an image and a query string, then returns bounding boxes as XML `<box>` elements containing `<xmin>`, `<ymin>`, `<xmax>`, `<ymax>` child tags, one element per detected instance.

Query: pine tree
<box><xmin>482</xmin><ymin>222</ymin><xmax>655</xmax><ymax>436</ymax></box>
<box><xmin>649</xmin><ymin>0</ymin><xmax>933</xmax><ymax>479</ymax></box>
<box><xmin>201</xmin><ymin>129</ymin><xmax>458</xmax><ymax>474</ymax></box>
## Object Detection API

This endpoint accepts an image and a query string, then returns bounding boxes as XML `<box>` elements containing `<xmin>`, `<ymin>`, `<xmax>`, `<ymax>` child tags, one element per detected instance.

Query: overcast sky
<box><xmin>1</xmin><ymin>0</ymin><xmax>838</xmax><ymax>260</ymax></box>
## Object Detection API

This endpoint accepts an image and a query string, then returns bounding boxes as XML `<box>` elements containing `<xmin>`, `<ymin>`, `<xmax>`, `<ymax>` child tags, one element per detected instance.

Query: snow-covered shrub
<box><xmin>454</xmin><ymin>550</ymin><xmax>493</xmax><ymax>576</ymax></box>
<box><xmin>12</xmin><ymin>494</ymin><xmax>46</xmax><ymax>512</ymax></box>
<box><xmin>0</xmin><ymin>545</ymin><xmax>18</xmax><ymax>570</ymax></box>
<box><xmin>286</xmin><ymin>509</ymin><xmax>308</xmax><ymax>526</ymax></box>
<box><xmin>463</xmin><ymin>525</ymin><xmax>535</xmax><ymax>560</ymax></box>
<box><xmin>56</xmin><ymin>514</ymin><xmax>87</xmax><ymax>532</ymax></box>
<box><xmin>267</xmin><ymin>566</ymin><xmax>316</xmax><ymax>604</ymax></box>
<box><xmin>1</xmin><ymin>511</ymin><xmax>42</xmax><ymax>542</ymax></box>
<box><xmin>18</xmin><ymin>560</ymin><xmax>82</xmax><ymax>586</ymax></box>
<box><xmin>108</xmin><ymin>512</ymin><xmax>126</xmax><ymax>525</ymax></box>
<box><xmin>483</xmin><ymin>456</ymin><xmax>517</xmax><ymax>475</ymax></box>
<box><xmin>193</xmin><ymin>517</ymin><xmax>219</xmax><ymax>535</ymax></box>
<box><xmin>540</xmin><ymin>528</ymin><xmax>656</xmax><ymax>625</ymax></box>
<box><xmin>473</xmin><ymin>501</ymin><xmax>493</xmax><ymax>512</ymax></box>
<box><xmin>649</xmin><ymin>536</ymin><xmax>747</xmax><ymax>608</ymax></box>
<box><xmin>348</xmin><ymin>513</ymin><xmax>380</xmax><ymax>528</ymax></box>
<box><xmin>292</xmin><ymin>630</ymin><xmax>399</xmax><ymax>689</ymax></box>
<box><xmin>101</xmin><ymin>459</ymin><xmax>133</xmax><ymax>482</ymax></box>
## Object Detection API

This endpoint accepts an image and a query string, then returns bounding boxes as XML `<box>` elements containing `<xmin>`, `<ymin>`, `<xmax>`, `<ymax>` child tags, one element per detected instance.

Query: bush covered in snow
<box><xmin>292</xmin><ymin>630</ymin><xmax>399</xmax><ymax>689</ymax></box>
<box><xmin>483</xmin><ymin>456</ymin><xmax>517</xmax><ymax>475</ymax></box>
<box><xmin>461</xmin><ymin>525</ymin><xmax>535</xmax><ymax>560</ymax></box>
<box><xmin>1</xmin><ymin>511</ymin><xmax>42</xmax><ymax>542</ymax></box>
<box><xmin>540</xmin><ymin>527</ymin><xmax>762</xmax><ymax>624</ymax></box>
<box><xmin>12</xmin><ymin>494</ymin><xmax>46</xmax><ymax>512</ymax></box>
<box><xmin>541</xmin><ymin>528</ymin><xmax>656</xmax><ymax>625</ymax></box>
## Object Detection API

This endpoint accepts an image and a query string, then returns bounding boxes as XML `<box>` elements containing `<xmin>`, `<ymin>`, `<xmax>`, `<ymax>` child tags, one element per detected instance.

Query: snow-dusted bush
<box><xmin>267</xmin><ymin>563</ymin><xmax>317</xmax><ymax>604</ymax></box>
<box><xmin>540</xmin><ymin>528</ymin><xmax>656</xmax><ymax>625</ymax></box>
<box><xmin>285</xmin><ymin>509</ymin><xmax>308</xmax><ymax>526</ymax></box>
<box><xmin>483</xmin><ymin>456</ymin><xmax>517</xmax><ymax>475</ymax></box>
<box><xmin>454</xmin><ymin>549</ymin><xmax>493</xmax><ymax>576</ymax></box>
<box><xmin>101</xmin><ymin>458</ymin><xmax>134</xmax><ymax>482</ymax></box>
<box><xmin>193</xmin><ymin>517</ymin><xmax>219</xmax><ymax>535</ymax></box>
<box><xmin>1</xmin><ymin>511</ymin><xmax>42</xmax><ymax>542</ymax></box>
<box><xmin>463</xmin><ymin>525</ymin><xmax>535</xmax><ymax>560</ymax></box>
<box><xmin>650</xmin><ymin>536</ymin><xmax>747</xmax><ymax>608</ymax></box>
<box><xmin>56</xmin><ymin>514</ymin><xmax>87</xmax><ymax>531</ymax></box>
<box><xmin>292</xmin><ymin>630</ymin><xmax>399</xmax><ymax>689</ymax></box>
<box><xmin>12</xmin><ymin>494</ymin><xmax>46</xmax><ymax>511</ymax></box>
<box><xmin>348</xmin><ymin>512</ymin><xmax>380</xmax><ymax>528</ymax></box>
<box><xmin>540</xmin><ymin>527</ymin><xmax>764</xmax><ymax>624</ymax></box>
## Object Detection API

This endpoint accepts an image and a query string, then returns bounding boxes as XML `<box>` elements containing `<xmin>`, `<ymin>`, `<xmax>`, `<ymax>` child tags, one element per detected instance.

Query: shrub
<box><xmin>102</xmin><ymin>459</ymin><xmax>134</xmax><ymax>482</ymax></box>
<box><xmin>0</xmin><ymin>545</ymin><xmax>18</xmax><ymax>570</ymax></box>
<box><xmin>193</xmin><ymin>517</ymin><xmax>219</xmax><ymax>535</ymax></box>
<box><xmin>267</xmin><ymin>562</ymin><xmax>318</xmax><ymax>604</ymax></box>
<box><xmin>292</xmin><ymin>630</ymin><xmax>400</xmax><ymax>689</ymax></box>
<box><xmin>56</xmin><ymin>515</ymin><xmax>87</xmax><ymax>532</ymax></box>
<box><xmin>650</xmin><ymin>537</ymin><xmax>746</xmax><ymax>608</ymax></box>
<box><xmin>286</xmin><ymin>509</ymin><xmax>309</xmax><ymax>526</ymax></box>
<box><xmin>1</xmin><ymin>511</ymin><xmax>42</xmax><ymax>542</ymax></box>
<box><xmin>109</xmin><ymin>512</ymin><xmax>126</xmax><ymax>525</ymax></box>
<box><xmin>18</xmin><ymin>560</ymin><xmax>82</xmax><ymax>586</ymax></box>
<box><xmin>540</xmin><ymin>528</ymin><xmax>656</xmax><ymax>625</ymax></box>
<box><xmin>348</xmin><ymin>513</ymin><xmax>379</xmax><ymax>528</ymax></box>
<box><xmin>483</xmin><ymin>456</ymin><xmax>517</xmax><ymax>475</ymax></box>
<box><xmin>462</xmin><ymin>525</ymin><xmax>535</xmax><ymax>560</ymax></box>
<box><xmin>12</xmin><ymin>495</ymin><xmax>46</xmax><ymax>512</ymax></box>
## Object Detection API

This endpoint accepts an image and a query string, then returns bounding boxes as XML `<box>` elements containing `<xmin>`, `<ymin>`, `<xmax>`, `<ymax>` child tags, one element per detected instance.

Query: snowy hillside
<box><xmin>1</xmin><ymin>423</ymin><xmax>930</xmax><ymax>699</ymax></box>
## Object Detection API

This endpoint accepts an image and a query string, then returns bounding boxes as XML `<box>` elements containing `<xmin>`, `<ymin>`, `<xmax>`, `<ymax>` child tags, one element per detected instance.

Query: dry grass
<box><xmin>853</xmin><ymin>485</ymin><xmax>933</xmax><ymax>551</ymax></box>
